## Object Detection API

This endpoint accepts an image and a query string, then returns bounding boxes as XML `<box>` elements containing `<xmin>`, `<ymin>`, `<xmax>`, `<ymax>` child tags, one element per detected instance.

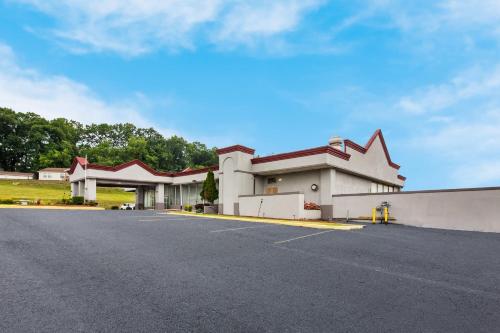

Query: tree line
<box><xmin>0</xmin><ymin>107</ymin><xmax>218</xmax><ymax>173</ymax></box>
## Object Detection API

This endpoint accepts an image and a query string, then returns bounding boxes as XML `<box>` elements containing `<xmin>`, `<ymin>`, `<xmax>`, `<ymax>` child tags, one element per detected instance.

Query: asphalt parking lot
<box><xmin>1</xmin><ymin>209</ymin><xmax>500</xmax><ymax>332</ymax></box>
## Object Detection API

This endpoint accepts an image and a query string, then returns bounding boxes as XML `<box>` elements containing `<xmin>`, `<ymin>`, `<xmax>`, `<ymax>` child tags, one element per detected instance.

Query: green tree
<box><xmin>200</xmin><ymin>170</ymin><xmax>218</xmax><ymax>204</ymax></box>
<box><xmin>0</xmin><ymin>108</ymin><xmax>219</xmax><ymax>173</ymax></box>
<box><xmin>186</xmin><ymin>142</ymin><xmax>218</xmax><ymax>168</ymax></box>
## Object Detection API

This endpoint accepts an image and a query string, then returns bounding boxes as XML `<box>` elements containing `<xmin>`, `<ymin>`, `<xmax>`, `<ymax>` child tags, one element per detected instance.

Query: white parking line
<box><xmin>274</xmin><ymin>230</ymin><xmax>335</xmax><ymax>244</ymax></box>
<box><xmin>210</xmin><ymin>225</ymin><xmax>271</xmax><ymax>233</ymax></box>
<box><xmin>137</xmin><ymin>217</ymin><xmax>192</xmax><ymax>222</ymax></box>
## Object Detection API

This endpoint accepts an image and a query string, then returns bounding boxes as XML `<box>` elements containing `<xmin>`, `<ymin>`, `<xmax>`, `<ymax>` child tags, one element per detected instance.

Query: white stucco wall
<box><xmin>251</xmin><ymin>136</ymin><xmax>404</xmax><ymax>188</ymax></box>
<box><xmin>261</xmin><ymin>170</ymin><xmax>321</xmax><ymax>203</ymax></box>
<box><xmin>39</xmin><ymin>171</ymin><xmax>66</xmax><ymax>181</ymax></box>
<box><xmin>172</xmin><ymin>171</ymin><xmax>218</xmax><ymax>185</ymax></box>
<box><xmin>335</xmin><ymin>171</ymin><xmax>373</xmax><ymax>194</ymax></box>
<box><xmin>69</xmin><ymin>163</ymin><xmax>172</xmax><ymax>184</ymax></box>
<box><xmin>221</xmin><ymin>157</ymin><xmax>236</xmax><ymax>215</ymax></box>
<box><xmin>239</xmin><ymin>193</ymin><xmax>305</xmax><ymax>220</ymax></box>
<box><xmin>344</xmin><ymin>136</ymin><xmax>403</xmax><ymax>187</ymax></box>
<box><xmin>332</xmin><ymin>188</ymin><xmax>500</xmax><ymax>233</ymax></box>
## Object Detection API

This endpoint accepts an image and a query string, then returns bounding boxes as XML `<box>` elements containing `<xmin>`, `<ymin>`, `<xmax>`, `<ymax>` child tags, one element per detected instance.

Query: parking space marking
<box><xmin>274</xmin><ymin>230</ymin><xmax>335</xmax><ymax>244</ymax></box>
<box><xmin>210</xmin><ymin>225</ymin><xmax>272</xmax><ymax>233</ymax></box>
<box><xmin>273</xmin><ymin>245</ymin><xmax>500</xmax><ymax>301</ymax></box>
<box><xmin>136</xmin><ymin>217</ymin><xmax>193</xmax><ymax>222</ymax></box>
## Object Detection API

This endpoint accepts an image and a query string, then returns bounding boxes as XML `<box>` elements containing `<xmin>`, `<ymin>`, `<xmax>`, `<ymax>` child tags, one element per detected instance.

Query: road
<box><xmin>1</xmin><ymin>209</ymin><xmax>500</xmax><ymax>332</ymax></box>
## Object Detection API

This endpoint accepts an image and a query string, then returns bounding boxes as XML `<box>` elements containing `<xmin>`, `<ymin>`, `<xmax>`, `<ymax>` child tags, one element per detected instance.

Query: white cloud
<box><xmin>452</xmin><ymin>160</ymin><xmax>500</xmax><ymax>187</ymax></box>
<box><xmin>399</xmin><ymin>64</ymin><xmax>500</xmax><ymax>187</ymax></box>
<box><xmin>13</xmin><ymin>0</ymin><xmax>323</xmax><ymax>56</ymax></box>
<box><xmin>213</xmin><ymin>1</ymin><xmax>321</xmax><ymax>44</ymax></box>
<box><xmin>332</xmin><ymin>0</ymin><xmax>500</xmax><ymax>51</ymax></box>
<box><xmin>0</xmin><ymin>42</ymin><xmax>247</xmax><ymax>146</ymax></box>
<box><xmin>0</xmin><ymin>42</ymin><xmax>159</xmax><ymax>127</ymax></box>
<box><xmin>397</xmin><ymin>65</ymin><xmax>500</xmax><ymax>114</ymax></box>
<box><xmin>441</xmin><ymin>0</ymin><xmax>500</xmax><ymax>28</ymax></box>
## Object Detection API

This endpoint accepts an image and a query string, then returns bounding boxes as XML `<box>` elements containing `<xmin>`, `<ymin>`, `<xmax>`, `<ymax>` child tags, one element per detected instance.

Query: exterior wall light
<box><xmin>311</xmin><ymin>184</ymin><xmax>319</xmax><ymax>191</ymax></box>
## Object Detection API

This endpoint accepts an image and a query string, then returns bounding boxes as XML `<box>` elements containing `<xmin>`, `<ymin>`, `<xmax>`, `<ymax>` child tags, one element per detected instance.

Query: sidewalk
<box><xmin>167</xmin><ymin>211</ymin><xmax>364</xmax><ymax>230</ymax></box>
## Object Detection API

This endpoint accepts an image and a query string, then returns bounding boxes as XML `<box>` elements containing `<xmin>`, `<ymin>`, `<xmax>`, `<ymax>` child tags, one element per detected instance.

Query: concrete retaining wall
<box><xmin>239</xmin><ymin>192</ymin><xmax>304</xmax><ymax>220</ymax></box>
<box><xmin>332</xmin><ymin>187</ymin><xmax>500</xmax><ymax>233</ymax></box>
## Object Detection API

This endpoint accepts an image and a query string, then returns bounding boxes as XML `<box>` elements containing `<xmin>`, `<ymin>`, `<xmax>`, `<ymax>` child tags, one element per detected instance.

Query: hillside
<box><xmin>0</xmin><ymin>180</ymin><xmax>135</xmax><ymax>209</ymax></box>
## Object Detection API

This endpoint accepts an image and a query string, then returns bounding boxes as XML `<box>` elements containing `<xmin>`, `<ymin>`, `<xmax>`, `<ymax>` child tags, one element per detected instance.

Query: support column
<box><xmin>71</xmin><ymin>182</ymin><xmax>79</xmax><ymax>197</ymax></box>
<box><xmin>84</xmin><ymin>178</ymin><xmax>97</xmax><ymax>202</ymax></box>
<box><xmin>136</xmin><ymin>187</ymin><xmax>144</xmax><ymax>210</ymax></box>
<box><xmin>179</xmin><ymin>184</ymin><xmax>183</xmax><ymax>208</ymax></box>
<box><xmin>320</xmin><ymin>169</ymin><xmax>336</xmax><ymax>220</ymax></box>
<box><xmin>155</xmin><ymin>184</ymin><xmax>165</xmax><ymax>210</ymax></box>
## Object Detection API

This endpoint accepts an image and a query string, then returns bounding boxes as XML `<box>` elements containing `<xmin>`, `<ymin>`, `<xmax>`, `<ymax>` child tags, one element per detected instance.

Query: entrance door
<box><xmin>144</xmin><ymin>189</ymin><xmax>155</xmax><ymax>209</ymax></box>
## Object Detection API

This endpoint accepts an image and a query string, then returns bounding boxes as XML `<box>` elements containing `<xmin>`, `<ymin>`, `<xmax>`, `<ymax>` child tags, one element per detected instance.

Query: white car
<box><xmin>119</xmin><ymin>203</ymin><xmax>135</xmax><ymax>210</ymax></box>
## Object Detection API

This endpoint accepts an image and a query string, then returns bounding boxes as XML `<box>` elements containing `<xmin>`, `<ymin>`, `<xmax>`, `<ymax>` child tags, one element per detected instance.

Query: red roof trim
<box><xmin>68</xmin><ymin>157</ymin><xmax>216</xmax><ymax>178</ymax></box>
<box><xmin>68</xmin><ymin>156</ymin><xmax>88</xmax><ymax>175</ymax></box>
<box><xmin>397</xmin><ymin>175</ymin><xmax>406</xmax><ymax>181</ymax></box>
<box><xmin>172</xmin><ymin>165</ymin><xmax>219</xmax><ymax>177</ymax></box>
<box><xmin>344</xmin><ymin>129</ymin><xmax>400</xmax><ymax>170</ymax></box>
<box><xmin>251</xmin><ymin>146</ymin><xmax>350</xmax><ymax>165</ymax></box>
<box><xmin>217</xmin><ymin>145</ymin><xmax>255</xmax><ymax>155</ymax></box>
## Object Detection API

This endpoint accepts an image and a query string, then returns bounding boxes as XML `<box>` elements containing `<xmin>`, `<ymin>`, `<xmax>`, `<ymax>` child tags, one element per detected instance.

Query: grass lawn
<box><xmin>0</xmin><ymin>179</ymin><xmax>135</xmax><ymax>209</ymax></box>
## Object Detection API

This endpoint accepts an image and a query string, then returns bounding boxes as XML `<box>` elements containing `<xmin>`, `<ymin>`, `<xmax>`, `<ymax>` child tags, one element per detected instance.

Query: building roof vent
<box><xmin>328</xmin><ymin>136</ymin><xmax>343</xmax><ymax>150</ymax></box>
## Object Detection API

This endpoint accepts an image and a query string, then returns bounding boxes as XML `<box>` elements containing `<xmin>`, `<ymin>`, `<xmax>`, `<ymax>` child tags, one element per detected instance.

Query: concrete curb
<box><xmin>0</xmin><ymin>205</ymin><xmax>105</xmax><ymax>210</ymax></box>
<box><xmin>168</xmin><ymin>211</ymin><xmax>364</xmax><ymax>230</ymax></box>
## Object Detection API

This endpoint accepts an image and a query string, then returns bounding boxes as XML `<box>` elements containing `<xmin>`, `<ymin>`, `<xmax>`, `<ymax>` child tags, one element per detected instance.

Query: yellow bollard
<box><xmin>372</xmin><ymin>208</ymin><xmax>376</xmax><ymax>224</ymax></box>
<box><xmin>384</xmin><ymin>207</ymin><xmax>388</xmax><ymax>224</ymax></box>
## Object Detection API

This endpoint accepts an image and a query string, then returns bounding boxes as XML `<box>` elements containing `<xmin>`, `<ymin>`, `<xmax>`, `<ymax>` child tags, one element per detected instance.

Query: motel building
<box><xmin>68</xmin><ymin>130</ymin><xmax>405</xmax><ymax>220</ymax></box>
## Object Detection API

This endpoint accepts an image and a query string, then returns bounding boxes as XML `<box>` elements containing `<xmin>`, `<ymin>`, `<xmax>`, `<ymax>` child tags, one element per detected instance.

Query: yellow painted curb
<box><xmin>167</xmin><ymin>211</ymin><xmax>364</xmax><ymax>230</ymax></box>
<box><xmin>0</xmin><ymin>205</ymin><xmax>105</xmax><ymax>210</ymax></box>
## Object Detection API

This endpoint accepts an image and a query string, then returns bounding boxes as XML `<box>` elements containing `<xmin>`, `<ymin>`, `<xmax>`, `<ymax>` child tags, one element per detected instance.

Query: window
<box><xmin>267</xmin><ymin>177</ymin><xmax>277</xmax><ymax>184</ymax></box>
<box><xmin>265</xmin><ymin>187</ymin><xmax>278</xmax><ymax>194</ymax></box>
<box><xmin>371</xmin><ymin>183</ymin><xmax>398</xmax><ymax>193</ymax></box>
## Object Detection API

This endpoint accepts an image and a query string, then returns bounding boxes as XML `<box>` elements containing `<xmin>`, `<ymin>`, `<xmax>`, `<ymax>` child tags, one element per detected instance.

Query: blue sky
<box><xmin>1</xmin><ymin>0</ymin><xmax>500</xmax><ymax>190</ymax></box>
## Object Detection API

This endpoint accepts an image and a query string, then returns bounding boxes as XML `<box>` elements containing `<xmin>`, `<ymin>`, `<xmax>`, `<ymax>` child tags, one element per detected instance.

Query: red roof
<box><xmin>67</xmin><ymin>130</ymin><xmax>405</xmax><ymax>182</ymax></box>
<box><xmin>216</xmin><ymin>145</ymin><xmax>255</xmax><ymax>155</ymax></box>
<box><xmin>68</xmin><ymin>157</ymin><xmax>217</xmax><ymax>178</ymax></box>
<box><xmin>251</xmin><ymin>145</ymin><xmax>350</xmax><ymax>164</ymax></box>
<box><xmin>343</xmin><ymin>129</ymin><xmax>400</xmax><ymax>170</ymax></box>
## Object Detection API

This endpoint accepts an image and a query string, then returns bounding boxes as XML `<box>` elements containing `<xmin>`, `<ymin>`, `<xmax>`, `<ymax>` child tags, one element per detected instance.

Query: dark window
<box><xmin>267</xmin><ymin>177</ymin><xmax>277</xmax><ymax>184</ymax></box>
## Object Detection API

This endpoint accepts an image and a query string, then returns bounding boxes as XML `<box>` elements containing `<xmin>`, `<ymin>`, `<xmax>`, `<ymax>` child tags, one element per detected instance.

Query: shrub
<box><xmin>86</xmin><ymin>201</ymin><xmax>98</xmax><ymax>207</ymax></box>
<box><xmin>111</xmin><ymin>205</ymin><xmax>119</xmax><ymax>210</ymax></box>
<box><xmin>71</xmin><ymin>196</ymin><xmax>84</xmax><ymax>205</ymax></box>
<box><xmin>304</xmin><ymin>202</ymin><xmax>321</xmax><ymax>210</ymax></box>
<box><xmin>200</xmin><ymin>170</ymin><xmax>218</xmax><ymax>204</ymax></box>
<box><xmin>0</xmin><ymin>199</ymin><xmax>15</xmax><ymax>204</ymax></box>
<box><xmin>184</xmin><ymin>204</ymin><xmax>193</xmax><ymax>212</ymax></box>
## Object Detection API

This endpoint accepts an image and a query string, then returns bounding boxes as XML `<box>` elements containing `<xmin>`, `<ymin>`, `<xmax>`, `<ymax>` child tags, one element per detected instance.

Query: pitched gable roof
<box><xmin>343</xmin><ymin>129</ymin><xmax>400</xmax><ymax>170</ymax></box>
<box><xmin>68</xmin><ymin>157</ymin><xmax>217</xmax><ymax>177</ymax></box>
